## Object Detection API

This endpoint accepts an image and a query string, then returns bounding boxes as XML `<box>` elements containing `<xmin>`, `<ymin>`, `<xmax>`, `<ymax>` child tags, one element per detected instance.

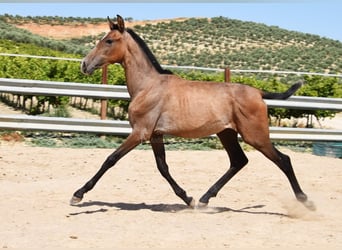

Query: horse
<box><xmin>71</xmin><ymin>15</ymin><xmax>315</xmax><ymax>211</ymax></box>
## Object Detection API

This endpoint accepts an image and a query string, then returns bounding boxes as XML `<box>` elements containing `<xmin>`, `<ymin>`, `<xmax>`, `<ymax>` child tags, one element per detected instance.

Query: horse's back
<box><xmin>165</xmin><ymin>75</ymin><xmax>263</xmax><ymax>103</ymax></box>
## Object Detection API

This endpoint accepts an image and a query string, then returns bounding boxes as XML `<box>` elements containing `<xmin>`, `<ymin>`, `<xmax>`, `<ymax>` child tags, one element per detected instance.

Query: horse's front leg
<box><xmin>70</xmin><ymin>132</ymin><xmax>141</xmax><ymax>205</ymax></box>
<box><xmin>151</xmin><ymin>134</ymin><xmax>195</xmax><ymax>208</ymax></box>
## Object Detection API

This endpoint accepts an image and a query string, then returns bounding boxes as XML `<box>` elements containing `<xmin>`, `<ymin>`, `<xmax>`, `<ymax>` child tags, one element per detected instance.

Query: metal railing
<box><xmin>0</xmin><ymin>114</ymin><xmax>341</xmax><ymax>141</ymax></box>
<box><xmin>1</xmin><ymin>78</ymin><xmax>341</xmax><ymax>110</ymax></box>
<box><xmin>0</xmin><ymin>78</ymin><xmax>130</xmax><ymax>100</ymax></box>
<box><xmin>0</xmin><ymin>77</ymin><xmax>341</xmax><ymax>141</ymax></box>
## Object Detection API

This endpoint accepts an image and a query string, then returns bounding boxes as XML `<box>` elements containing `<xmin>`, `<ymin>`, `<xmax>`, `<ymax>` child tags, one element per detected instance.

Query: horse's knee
<box><xmin>232</xmin><ymin>155</ymin><xmax>248</xmax><ymax>170</ymax></box>
<box><xmin>240</xmin><ymin>156</ymin><xmax>249</xmax><ymax>168</ymax></box>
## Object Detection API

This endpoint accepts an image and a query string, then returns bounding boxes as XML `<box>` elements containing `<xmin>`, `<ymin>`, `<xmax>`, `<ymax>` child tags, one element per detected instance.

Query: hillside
<box><xmin>1</xmin><ymin>15</ymin><xmax>341</xmax><ymax>74</ymax></box>
<box><xmin>134</xmin><ymin>17</ymin><xmax>342</xmax><ymax>74</ymax></box>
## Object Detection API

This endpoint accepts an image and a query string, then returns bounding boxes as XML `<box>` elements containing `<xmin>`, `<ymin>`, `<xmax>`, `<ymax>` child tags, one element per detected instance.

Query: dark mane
<box><xmin>126</xmin><ymin>28</ymin><xmax>173</xmax><ymax>75</ymax></box>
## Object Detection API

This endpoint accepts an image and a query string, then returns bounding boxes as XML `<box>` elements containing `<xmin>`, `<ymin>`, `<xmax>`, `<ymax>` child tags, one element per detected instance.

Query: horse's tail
<box><xmin>262</xmin><ymin>81</ymin><xmax>303</xmax><ymax>100</ymax></box>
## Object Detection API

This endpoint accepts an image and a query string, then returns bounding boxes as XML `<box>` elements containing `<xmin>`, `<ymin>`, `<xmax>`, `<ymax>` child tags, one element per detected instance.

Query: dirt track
<box><xmin>0</xmin><ymin>143</ymin><xmax>341</xmax><ymax>248</ymax></box>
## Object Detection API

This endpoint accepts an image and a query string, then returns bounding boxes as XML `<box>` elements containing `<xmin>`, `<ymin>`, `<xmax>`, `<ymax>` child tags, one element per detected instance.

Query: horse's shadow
<box><xmin>69</xmin><ymin>200</ymin><xmax>287</xmax><ymax>217</ymax></box>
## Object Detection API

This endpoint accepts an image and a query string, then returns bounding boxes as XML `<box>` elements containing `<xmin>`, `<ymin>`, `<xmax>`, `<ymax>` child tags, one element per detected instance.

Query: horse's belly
<box><xmin>154</xmin><ymin>117</ymin><xmax>234</xmax><ymax>138</ymax></box>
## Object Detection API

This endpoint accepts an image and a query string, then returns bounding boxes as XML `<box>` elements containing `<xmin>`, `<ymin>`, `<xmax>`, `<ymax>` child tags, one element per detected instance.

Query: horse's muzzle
<box><xmin>81</xmin><ymin>59</ymin><xmax>101</xmax><ymax>75</ymax></box>
<box><xmin>80</xmin><ymin>60</ymin><xmax>89</xmax><ymax>75</ymax></box>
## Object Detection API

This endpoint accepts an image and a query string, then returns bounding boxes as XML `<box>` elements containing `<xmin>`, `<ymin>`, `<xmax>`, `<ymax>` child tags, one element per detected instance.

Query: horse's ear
<box><xmin>107</xmin><ymin>16</ymin><xmax>116</xmax><ymax>30</ymax></box>
<box><xmin>116</xmin><ymin>14</ymin><xmax>125</xmax><ymax>33</ymax></box>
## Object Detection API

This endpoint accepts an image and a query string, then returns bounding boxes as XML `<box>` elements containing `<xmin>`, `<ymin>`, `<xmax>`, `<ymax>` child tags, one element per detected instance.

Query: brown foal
<box><xmin>71</xmin><ymin>15</ymin><xmax>315</xmax><ymax>210</ymax></box>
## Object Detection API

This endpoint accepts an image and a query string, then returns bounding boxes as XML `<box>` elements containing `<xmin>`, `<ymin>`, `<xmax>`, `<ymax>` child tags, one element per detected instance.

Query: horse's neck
<box><xmin>122</xmin><ymin>37</ymin><xmax>159</xmax><ymax>97</ymax></box>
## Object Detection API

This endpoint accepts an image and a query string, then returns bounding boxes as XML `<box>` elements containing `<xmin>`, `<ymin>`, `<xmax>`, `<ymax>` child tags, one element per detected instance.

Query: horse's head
<box><xmin>81</xmin><ymin>15</ymin><xmax>126</xmax><ymax>75</ymax></box>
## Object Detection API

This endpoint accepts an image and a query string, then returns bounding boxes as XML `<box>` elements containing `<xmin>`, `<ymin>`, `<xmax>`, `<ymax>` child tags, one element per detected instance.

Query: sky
<box><xmin>0</xmin><ymin>1</ymin><xmax>341</xmax><ymax>42</ymax></box>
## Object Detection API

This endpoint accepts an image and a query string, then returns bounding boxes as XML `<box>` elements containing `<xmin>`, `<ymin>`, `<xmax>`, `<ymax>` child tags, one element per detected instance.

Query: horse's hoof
<box><xmin>70</xmin><ymin>195</ymin><xmax>82</xmax><ymax>206</ymax></box>
<box><xmin>302</xmin><ymin>199</ymin><xmax>316</xmax><ymax>211</ymax></box>
<box><xmin>188</xmin><ymin>198</ymin><xmax>196</xmax><ymax>209</ymax></box>
<box><xmin>196</xmin><ymin>201</ymin><xmax>208</xmax><ymax>209</ymax></box>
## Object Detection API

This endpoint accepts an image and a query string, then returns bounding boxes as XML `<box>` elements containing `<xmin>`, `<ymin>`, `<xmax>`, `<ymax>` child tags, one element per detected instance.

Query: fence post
<box><xmin>100</xmin><ymin>65</ymin><xmax>108</xmax><ymax>120</ymax></box>
<box><xmin>224</xmin><ymin>67</ymin><xmax>231</xmax><ymax>82</ymax></box>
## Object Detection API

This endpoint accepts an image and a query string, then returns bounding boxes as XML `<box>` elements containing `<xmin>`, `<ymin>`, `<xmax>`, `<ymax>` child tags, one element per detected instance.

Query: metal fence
<box><xmin>0</xmin><ymin>77</ymin><xmax>341</xmax><ymax>141</ymax></box>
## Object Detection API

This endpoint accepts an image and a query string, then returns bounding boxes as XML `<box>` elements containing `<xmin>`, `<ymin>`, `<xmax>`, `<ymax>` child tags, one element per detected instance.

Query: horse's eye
<box><xmin>106</xmin><ymin>39</ymin><xmax>113</xmax><ymax>45</ymax></box>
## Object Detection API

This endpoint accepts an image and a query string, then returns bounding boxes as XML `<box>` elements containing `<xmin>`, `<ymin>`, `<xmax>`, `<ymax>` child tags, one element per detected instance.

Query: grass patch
<box><xmin>27</xmin><ymin>132</ymin><xmax>122</xmax><ymax>148</ymax></box>
<box><xmin>26</xmin><ymin>133</ymin><xmax>224</xmax><ymax>150</ymax></box>
<box><xmin>3</xmin><ymin>131</ymin><xmax>313</xmax><ymax>153</ymax></box>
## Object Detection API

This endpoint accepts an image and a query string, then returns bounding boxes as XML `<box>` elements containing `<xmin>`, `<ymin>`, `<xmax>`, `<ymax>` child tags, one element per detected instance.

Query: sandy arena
<box><xmin>0</xmin><ymin>142</ymin><xmax>341</xmax><ymax>248</ymax></box>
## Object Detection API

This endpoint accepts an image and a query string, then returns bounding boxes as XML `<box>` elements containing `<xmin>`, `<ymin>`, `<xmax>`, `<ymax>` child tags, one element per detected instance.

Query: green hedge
<box><xmin>0</xmin><ymin>40</ymin><xmax>340</xmax><ymax>125</ymax></box>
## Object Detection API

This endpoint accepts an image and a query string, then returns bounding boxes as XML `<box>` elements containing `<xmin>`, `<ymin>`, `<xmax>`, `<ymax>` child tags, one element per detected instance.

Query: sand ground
<box><xmin>0</xmin><ymin>142</ymin><xmax>341</xmax><ymax>248</ymax></box>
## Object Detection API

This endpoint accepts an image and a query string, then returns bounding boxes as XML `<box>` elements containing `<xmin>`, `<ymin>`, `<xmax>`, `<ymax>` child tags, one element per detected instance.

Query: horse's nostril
<box><xmin>81</xmin><ymin>61</ymin><xmax>87</xmax><ymax>74</ymax></box>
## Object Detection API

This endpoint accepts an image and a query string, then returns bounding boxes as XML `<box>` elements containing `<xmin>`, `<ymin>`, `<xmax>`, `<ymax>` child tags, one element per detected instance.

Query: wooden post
<box><xmin>100</xmin><ymin>65</ymin><xmax>108</xmax><ymax>120</ymax></box>
<box><xmin>224</xmin><ymin>67</ymin><xmax>231</xmax><ymax>83</ymax></box>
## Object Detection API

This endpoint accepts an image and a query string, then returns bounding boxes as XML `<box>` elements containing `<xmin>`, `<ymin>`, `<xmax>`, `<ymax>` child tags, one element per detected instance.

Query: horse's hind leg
<box><xmin>151</xmin><ymin>134</ymin><xmax>195</xmax><ymax>207</ymax></box>
<box><xmin>199</xmin><ymin>129</ymin><xmax>248</xmax><ymax>206</ymax></box>
<box><xmin>249</xmin><ymin>139</ymin><xmax>316</xmax><ymax>211</ymax></box>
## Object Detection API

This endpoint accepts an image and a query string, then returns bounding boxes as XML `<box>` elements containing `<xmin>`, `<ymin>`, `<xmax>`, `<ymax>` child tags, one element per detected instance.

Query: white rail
<box><xmin>0</xmin><ymin>78</ymin><xmax>130</xmax><ymax>100</ymax></box>
<box><xmin>1</xmin><ymin>78</ymin><xmax>341</xmax><ymax>111</ymax></box>
<box><xmin>0</xmin><ymin>114</ymin><xmax>341</xmax><ymax>141</ymax></box>
<box><xmin>0</xmin><ymin>78</ymin><xmax>341</xmax><ymax>141</ymax></box>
